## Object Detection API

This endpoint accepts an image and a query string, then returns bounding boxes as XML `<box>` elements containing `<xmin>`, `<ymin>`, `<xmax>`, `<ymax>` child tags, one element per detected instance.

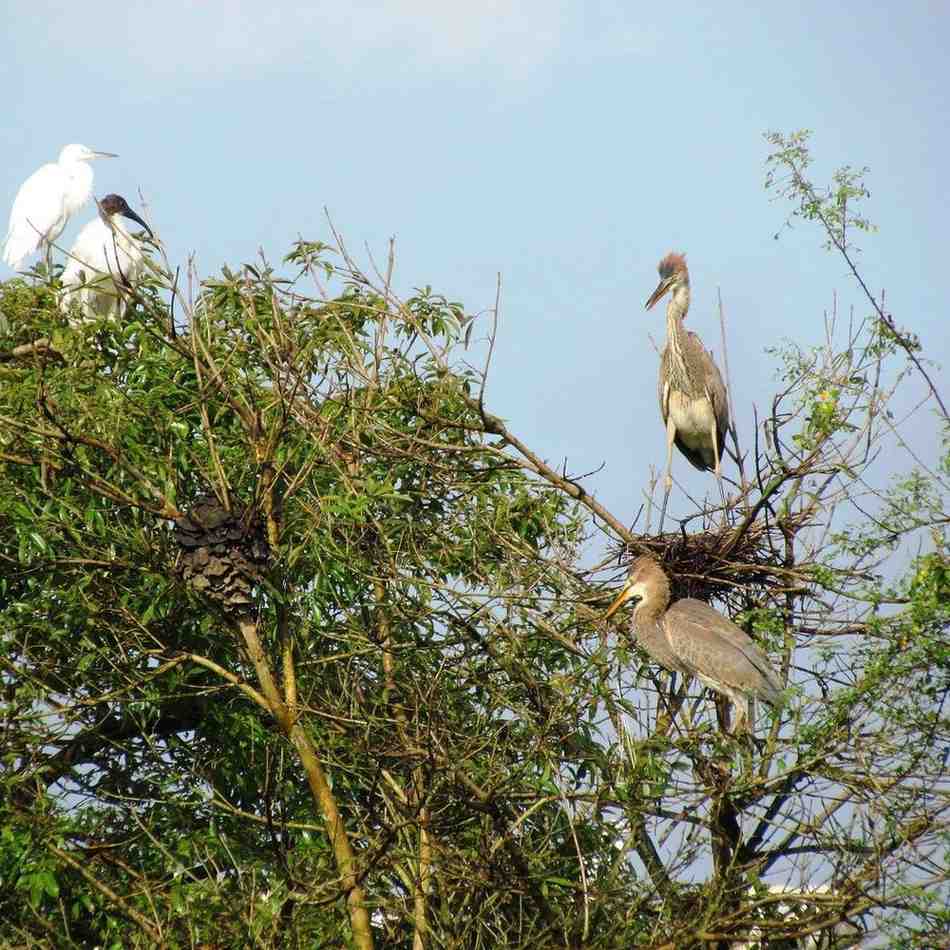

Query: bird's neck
<box><xmin>97</xmin><ymin>216</ymin><xmax>138</xmax><ymax>260</ymax></box>
<box><xmin>665</xmin><ymin>284</ymin><xmax>690</xmax><ymax>328</ymax></box>
<box><xmin>664</xmin><ymin>286</ymin><xmax>691</xmax><ymax>373</ymax></box>
<box><xmin>63</xmin><ymin>158</ymin><xmax>92</xmax><ymax>182</ymax></box>
<box><xmin>633</xmin><ymin>582</ymin><xmax>670</xmax><ymax>626</ymax></box>
<box><xmin>63</xmin><ymin>163</ymin><xmax>94</xmax><ymax>217</ymax></box>
<box><xmin>633</xmin><ymin>601</ymin><xmax>663</xmax><ymax>627</ymax></box>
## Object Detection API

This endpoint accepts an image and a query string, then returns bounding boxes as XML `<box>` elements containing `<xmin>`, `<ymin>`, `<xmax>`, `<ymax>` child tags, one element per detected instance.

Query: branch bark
<box><xmin>235</xmin><ymin>615</ymin><xmax>374</xmax><ymax>949</ymax></box>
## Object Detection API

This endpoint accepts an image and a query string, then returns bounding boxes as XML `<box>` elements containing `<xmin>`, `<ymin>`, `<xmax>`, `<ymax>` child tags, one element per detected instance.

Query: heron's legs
<box><xmin>658</xmin><ymin>416</ymin><xmax>676</xmax><ymax>532</ymax></box>
<box><xmin>711</xmin><ymin>420</ymin><xmax>727</xmax><ymax>515</ymax></box>
<box><xmin>655</xmin><ymin>671</ymin><xmax>687</xmax><ymax>736</ymax></box>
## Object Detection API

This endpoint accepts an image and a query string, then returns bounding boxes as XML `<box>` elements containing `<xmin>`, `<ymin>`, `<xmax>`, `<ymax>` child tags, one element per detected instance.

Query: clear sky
<box><xmin>2</xmin><ymin>1</ymin><xmax>947</xmax><ymax>538</ymax></box>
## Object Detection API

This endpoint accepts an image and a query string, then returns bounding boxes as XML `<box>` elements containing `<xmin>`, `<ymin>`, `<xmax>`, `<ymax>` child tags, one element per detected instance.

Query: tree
<box><xmin>0</xmin><ymin>133</ymin><xmax>946</xmax><ymax>948</ymax></box>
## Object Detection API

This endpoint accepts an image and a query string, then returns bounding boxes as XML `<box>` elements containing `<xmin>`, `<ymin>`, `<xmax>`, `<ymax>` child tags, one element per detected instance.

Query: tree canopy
<box><xmin>0</xmin><ymin>132</ymin><xmax>947</xmax><ymax>948</ymax></box>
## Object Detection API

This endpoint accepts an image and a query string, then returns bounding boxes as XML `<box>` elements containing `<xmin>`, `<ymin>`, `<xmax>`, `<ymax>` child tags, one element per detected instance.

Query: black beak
<box><xmin>120</xmin><ymin>207</ymin><xmax>153</xmax><ymax>240</ymax></box>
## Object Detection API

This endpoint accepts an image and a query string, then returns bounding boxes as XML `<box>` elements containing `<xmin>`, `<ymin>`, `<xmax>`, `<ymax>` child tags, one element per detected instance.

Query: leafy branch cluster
<box><xmin>0</xmin><ymin>134</ymin><xmax>946</xmax><ymax>948</ymax></box>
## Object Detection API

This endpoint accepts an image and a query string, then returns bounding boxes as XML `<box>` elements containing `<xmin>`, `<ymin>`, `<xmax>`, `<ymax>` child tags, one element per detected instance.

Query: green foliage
<box><xmin>1</xmin><ymin>253</ymin><xmax>623</xmax><ymax>947</ymax></box>
<box><xmin>765</xmin><ymin>129</ymin><xmax>876</xmax><ymax>251</ymax></box>
<box><xmin>0</xmin><ymin>135</ymin><xmax>947</xmax><ymax>947</ymax></box>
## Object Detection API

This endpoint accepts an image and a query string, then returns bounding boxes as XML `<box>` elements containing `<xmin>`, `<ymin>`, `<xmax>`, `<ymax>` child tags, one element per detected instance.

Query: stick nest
<box><xmin>622</xmin><ymin>512</ymin><xmax>809</xmax><ymax>610</ymax></box>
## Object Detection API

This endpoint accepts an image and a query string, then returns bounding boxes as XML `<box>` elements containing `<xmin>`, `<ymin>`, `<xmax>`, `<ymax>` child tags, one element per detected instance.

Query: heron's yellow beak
<box><xmin>604</xmin><ymin>580</ymin><xmax>638</xmax><ymax>620</ymax></box>
<box><xmin>645</xmin><ymin>277</ymin><xmax>673</xmax><ymax>311</ymax></box>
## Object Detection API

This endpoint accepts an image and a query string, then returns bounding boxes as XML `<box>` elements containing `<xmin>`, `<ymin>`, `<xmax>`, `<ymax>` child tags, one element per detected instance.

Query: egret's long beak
<box><xmin>645</xmin><ymin>276</ymin><xmax>673</xmax><ymax>311</ymax></box>
<box><xmin>604</xmin><ymin>580</ymin><xmax>639</xmax><ymax>620</ymax></box>
<box><xmin>93</xmin><ymin>151</ymin><xmax>119</xmax><ymax>159</ymax></box>
<box><xmin>120</xmin><ymin>207</ymin><xmax>153</xmax><ymax>240</ymax></box>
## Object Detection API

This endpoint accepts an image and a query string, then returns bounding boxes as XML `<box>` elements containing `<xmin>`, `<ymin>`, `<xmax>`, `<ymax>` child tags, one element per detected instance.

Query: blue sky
<box><xmin>2</xmin><ymin>1</ymin><xmax>947</xmax><ymax>538</ymax></box>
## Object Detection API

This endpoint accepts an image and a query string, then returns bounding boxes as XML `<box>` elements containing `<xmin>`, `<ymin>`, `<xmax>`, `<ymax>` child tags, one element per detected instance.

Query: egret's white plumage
<box><xmin>3</xmin><ymin>144</ymin><xmax>117</xmax><ymax>270</ymax></box>
<box><xmin>59</xmin><ymin>194</ymin><xmax>152</xmax><ymax>321</ymax></box>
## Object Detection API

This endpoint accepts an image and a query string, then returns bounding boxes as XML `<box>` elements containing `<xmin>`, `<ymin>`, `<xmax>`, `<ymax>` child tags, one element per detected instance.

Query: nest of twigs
<box><xmin>620</xmin><ymin>509</ymin><xmax>811</xmax><ymax>613</ymax></box>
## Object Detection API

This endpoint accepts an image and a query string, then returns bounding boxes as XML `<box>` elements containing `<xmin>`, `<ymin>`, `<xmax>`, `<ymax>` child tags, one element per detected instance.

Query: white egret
<box><xmin>3</xmin><ymin>144</ymin><xmax>118</xmax><ymax>270</ymax></box>
<box><xmin>59</xmin><ymin>194</ymin><xmax>153</xmax><ymax>321</ymax></box>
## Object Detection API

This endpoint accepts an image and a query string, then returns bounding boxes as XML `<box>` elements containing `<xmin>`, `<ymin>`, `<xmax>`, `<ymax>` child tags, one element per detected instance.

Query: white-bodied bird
<box><xmin>3</xmin><ymin>144</ymin><xmax>117</xmax><ymax>270</ymax></box>
<box><xmin>59</xmin><ymin>194</ymin><xmax>153</xmax><ymax>321</ymax></box>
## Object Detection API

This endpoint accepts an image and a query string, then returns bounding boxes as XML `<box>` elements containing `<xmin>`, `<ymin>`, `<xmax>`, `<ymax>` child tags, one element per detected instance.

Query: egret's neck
<box><xmin>63</xmin><ymin>162</ymin><xmax>94</xmax><ymax>217</ymax></box>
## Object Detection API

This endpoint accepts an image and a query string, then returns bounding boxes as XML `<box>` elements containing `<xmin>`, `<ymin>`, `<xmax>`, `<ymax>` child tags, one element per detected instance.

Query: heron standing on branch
<box><xmin>605</xmin><ymin>555</ymin><xmax>783</xmax><ymax>734</ymax></box>
<box><xmin>645</xmin><ymin>251</ymin><xmax>730</xmax><ymax>529</ymax></box>
<box><xmin>3</xmin><ymin>144</ymin><xmax>117</xmax><ymax>270</ymax></box>
<box><xmin>59</xmin><ymin>194</ymin><xmax>153</xmax><ymax>322</ymax></box>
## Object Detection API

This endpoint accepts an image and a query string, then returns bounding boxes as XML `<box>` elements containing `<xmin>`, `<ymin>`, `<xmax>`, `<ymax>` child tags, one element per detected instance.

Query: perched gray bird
<box><xmin>605</xmin><ymin>555</ymin><xmax>783</xmax><ymax>733</ymax></box>
<box><xmin>59</xmin><ymin>194</ymin><xmax>152</xmax><ymax>322</ymax></box>
<box><xmin>645</xmin><ymin>251</ymin><xmax>730</xmax><ymax>528</ymax></box>
<box><xmin>3</xmin><ymin>144</ymin><xmax>117</xmax><ymax>269</ymax></box>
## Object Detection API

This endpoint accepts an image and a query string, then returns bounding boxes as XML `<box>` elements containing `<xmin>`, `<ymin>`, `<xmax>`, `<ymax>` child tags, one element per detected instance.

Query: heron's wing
<box><xmin>631</xmin><ymin>615</ymin><xmax>689</xmax><ymax>675</ymax></box>
<box><xmin>682</xmin><ymin>331</ymin><xmax>729</xmax><ymax>460</ymax></box>
<box><xmin>702</xmin><ymin>344</ymin><xmax>730</xmax><ymax>461</ymax></box>
<box><xmin>665</xmin><ymin>599</ymin><xmax>783</xmax><ymax>703</ymax></box>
